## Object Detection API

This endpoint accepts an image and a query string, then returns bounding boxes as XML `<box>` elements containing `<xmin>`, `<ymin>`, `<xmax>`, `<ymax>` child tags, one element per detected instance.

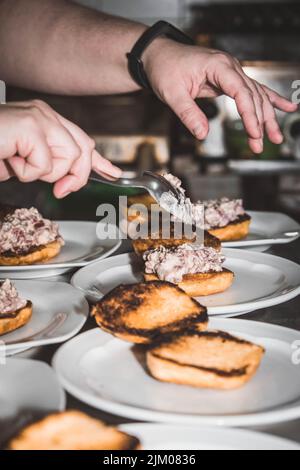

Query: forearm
<box><xmin>0</xmin><ymin>0</ymin><xmax>146</xmax><ymax>95</ymax></box>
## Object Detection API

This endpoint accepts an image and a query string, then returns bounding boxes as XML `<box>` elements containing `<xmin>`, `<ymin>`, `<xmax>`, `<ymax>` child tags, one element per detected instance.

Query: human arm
<box><xmin>0</xmin><ymin>0</ymin><xmax>297</xmax><ymax>153</ymax></box>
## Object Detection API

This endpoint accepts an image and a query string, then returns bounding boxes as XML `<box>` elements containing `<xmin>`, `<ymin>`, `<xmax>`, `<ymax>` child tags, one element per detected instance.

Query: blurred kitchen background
<box><xmin>1</xmin><ymin>0</ymin><xmax>300</xmax><ymax>222</ymax></box>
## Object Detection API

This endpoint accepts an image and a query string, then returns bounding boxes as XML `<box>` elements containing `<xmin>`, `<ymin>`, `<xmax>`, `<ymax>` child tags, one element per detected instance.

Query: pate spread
<box><xmin>162</xmin><ymin>174</ymin><xmax>245</xmax><ymax>229</ymax></box>
<box><xmin>0</xmin><ymin>279</ymin><xmax>27</xmax><ymax>315</ymax></box>
<box><xmin>144</xmin><ymin>244</ymin><xmax>225</xmax><ymax>283</ymax></box>
<box><xmin>0</xmin><ymin>208</ymin><xmax>63</xmax><ymax>255</ymax></box>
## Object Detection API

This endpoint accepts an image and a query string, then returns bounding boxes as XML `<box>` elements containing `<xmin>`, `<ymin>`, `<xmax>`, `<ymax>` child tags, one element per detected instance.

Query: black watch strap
<box><xmin>127</xmin><ymin>21</ymin><xmax>194</xmax><ymax>89</ymax></box>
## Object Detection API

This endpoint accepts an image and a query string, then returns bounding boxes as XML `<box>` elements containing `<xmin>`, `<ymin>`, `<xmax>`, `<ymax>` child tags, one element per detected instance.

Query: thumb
<box><xmin>166</xmin><ymin>90</ymin><xmax>209</xmax><ymax>140</ymax></box>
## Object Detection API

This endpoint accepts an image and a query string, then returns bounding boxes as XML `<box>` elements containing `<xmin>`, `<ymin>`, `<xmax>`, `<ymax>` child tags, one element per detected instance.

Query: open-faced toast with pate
<box><xmin>200</xmin><ymin>198</ymin><xmax>251</xmax><ymax>242</ymax></box>
<box><xmin>8</xmin><ymin>411</ymin><xmax>140</xmax><ymax>451</ymax></box>
<box><xmin>147</xmin><ymin>329</ymin><xmax>265</xmax><ymax>390</ymax></box>
<box><xmin>92</xmin><ymin>281</ymin><xmax>208</xmax><ymax>344</ymax></box>
<box><xmin>161</xmin><ymin>174</ymin><xmax>251</xmax><ymax>242</ymax></box>
<box><xmin>126</xmin><ymin>194</ymin><xmax>221</xmax><ymax>256</ymax></box>
<box><xmin>0</xmin><ymin>279</ymin><xmax>32</xmax><ymax>336</ymax></box>
<box><xmin>143</xmin><ymin>243</ymin><xmax>234</xmax><ymax>297</ymax></box>
<box><xmin>0</xmin><ymin>206</ymin><xmax>64</xmax><ymax>266</ymax></box>
<box><xmin>125</xmin><ymin>174</ymin><xmax>251</xmax><ymax>243</ymax></box>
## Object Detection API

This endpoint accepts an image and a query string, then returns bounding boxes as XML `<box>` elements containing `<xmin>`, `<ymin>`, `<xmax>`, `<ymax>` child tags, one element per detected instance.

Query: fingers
<box><xmin>53</xmin><ymin>146</ymin><xmax>92</xmax><ymax>199</ymax></box>
<box><xmin>0</xmin><ymin>101</ymin><xmax>121</xmax><ymax>196</ymax></box>
<box><xmin>233</xmin><ymin>61</ymin><xmax>298</xmax><ymax>147</ymax></box>
<box><xmin>165</xmin><ymin>89</ymin><xmax>209</xmax><ymax>140</ymax></box>
<box><xmin>248</xmin><ymin>81</ymin><xmax>264</xmax><ymax>153</ymax></box>
<box><xmin>41</xmin><ymin>125</ymin><xmax>81</xmax><ymax>183</ymax></box>
<box><xmin>0</xmin><ymin>161</ymin><xmax>12</xmax><ymax>182</ymax></box>
<box><xmin>54</xmin><ymin>113</ymin><xmax>122</xmax><ymax>180</ymax></box>
<box><xmin>92</xmin><ymin>150</ymin><xmax>123</xmax><ymax>179</ymax></box>
<box><xmin>239</xmin><ymin>69</ymin><xmax>295</xmax><ymax>149</ymax></box>
<box><xmin>53</xmin><ymin>115</ymin><xmax>93</xmax><ymax>197</ymax></box>
<box><xmin>8</xmin><ymin>133</ymin><xmax>53</xmax><ymax>183</ymax></box>
<box><xmin>212</xmin><ymin>58</ymin><xmax>297</xmax><ymax>152</ymax></box>
<box><xmin>225</xmin><ymin>66</ymin><xmax>294</xmax><ymax>153</ymax></box>
<box><xmin>216</xmin><ymin>68</ymin><xmax>261</xmax><ymax>141</ymax></box>
<box><xmin>15</xmin><ymin>100</ymin><xmax>82</xmax><ymax>184</ymax></box>
<box><xmin>258</xmin><ymin>85</ymin><xmax>284</xmax><ymax>145</ymax></box>
<box><xmin>262</xmin><ymin>85</ymin><xmax>298</xmax><ymax>113</ymax></box>
<box><xmin>52</xmin><ymin>115</ymin><xmax>121</xmax><ymax>198</ymax></box>
<box><xmin>234</xmin><ymin>88</ymin><xmax>262</xmax><ymax>141</ymax></box>
<box><xmin>245</xmin><ymin>77</ymin><xmax>287</xmax><ymax>147</ymax></box>
<box><xmin>53</xmin><ymin>165</ymin><xmax>88</xmax><ymax>199</ymax></box>
<box><xmin>2</xmin><ymin>101</ymin><xmax>79</xmax><ymax>183</ymax></box>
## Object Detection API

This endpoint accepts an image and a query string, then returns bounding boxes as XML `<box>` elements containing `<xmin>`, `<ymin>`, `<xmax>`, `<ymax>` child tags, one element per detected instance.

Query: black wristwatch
<box><xmin>127</xmin><ymin>21</ymin><xmax>194</xmax><ymax>90</ymax></box>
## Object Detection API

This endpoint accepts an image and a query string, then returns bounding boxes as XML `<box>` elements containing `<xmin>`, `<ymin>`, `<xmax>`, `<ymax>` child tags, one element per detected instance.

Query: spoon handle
<box><xmin>89</xmin><ymin>173</ymin><xmax>146</xmax><ymax>189</ymax></box>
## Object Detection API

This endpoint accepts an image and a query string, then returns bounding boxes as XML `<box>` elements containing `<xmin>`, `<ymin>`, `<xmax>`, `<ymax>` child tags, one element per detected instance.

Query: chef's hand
<box><xmin>0</xmin><ymin>100</ymin><xmax>122</xmax><ymax>198</ymax></box>
<box><xmin>144</xmin><ymin>41</ymin><xmax>298</xmax><ymax>153</ymax></box>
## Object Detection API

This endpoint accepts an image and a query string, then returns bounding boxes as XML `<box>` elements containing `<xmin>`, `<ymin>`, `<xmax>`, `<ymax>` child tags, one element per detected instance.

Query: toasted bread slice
<box><xmin>208</xmin><ymin>215</ymin><xmax>251</xmax><ymax>242</ymax></box>
<box><xmin>9</xmin><ymin>411</ymin><xmax>140</xmax><ymax>451</ymax></box>
<box><xmin>92</xmin><ymin>281</ymin><xmax>208</xmax><ymax>344</ymax></box>
<box><xmin>125</xmin><ymin>193</ymin><xmax>157</xmax><ymax>223</ymax></box>
<box><xmin>0</xmin><ymin>240</ymin><xmax>62</xmax><ymax>266</ymax></box>
<box><xmin>144</xmin><ymin>269</ymin><xmax>234</xmax><ymax>297</ymax></box>
<box><xmin>147</xmin><ymin>330</ymin><xmax>265</xmax><ymax>390</ymax></box>
<box><xmin>0</xmin><ymin>301</ymin><xmax>32</xmax><ymax>336</ymax></box>
<box><xmin>128</xmin><ymin>193</ymin><xmax>156</xmax><ymax>210</ymax></box>
<box><xmin>133</xmin><ymin>230</ymin><xmax>221</xmax><ymax>256</ymax></box>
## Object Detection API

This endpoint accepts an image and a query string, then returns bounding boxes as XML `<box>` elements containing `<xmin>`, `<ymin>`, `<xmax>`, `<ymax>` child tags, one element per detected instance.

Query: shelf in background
<box><xmin>228</xmin><ymin>159</ymin><xmax>300</xmax><ymax>176</ymax></box>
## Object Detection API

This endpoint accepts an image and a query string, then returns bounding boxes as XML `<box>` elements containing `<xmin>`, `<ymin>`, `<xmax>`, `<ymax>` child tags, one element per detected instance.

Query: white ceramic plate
<box><xmin>53</xmin><ymin>319</ymin><xmax>300</xmax><ymax>428</ymax></box>
<box><xmin>0</xmin><ymin>358</ymin><xmax>65</xmax><ymax>446</ymax></box>
<box><xmin>0</xmin><ymin>221</ymin><xmax>121</xmax><ymax>279</ymax></box>
<box><xmin>224</xmin><ymin>211</ymin><xmax>300</xmax><ymax>248</ymax></box>
<box><xmin>0</xmin><ymin>280</ymin><xmax>89</xmax><ymax>355</ymax></box>
<box><xmin>120</xmin><ymin>424</ymin><xmax>300</xmax><ymax>450</ymax></box>
<box><xmin>71</xmin><ymin>249</ymin><xmax>300</xmax><ymax>316</ymax></box>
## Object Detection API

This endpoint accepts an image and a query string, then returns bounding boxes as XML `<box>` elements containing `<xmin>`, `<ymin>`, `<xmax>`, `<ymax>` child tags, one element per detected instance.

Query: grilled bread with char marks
<box><xmin>147</xmin><ymin>330</ymin><xmax>265</xmax><ymax>390</ymax></box>
<box><xmin>0</xmin><ymin>301</ymin><xmax>32</xmax><ymax>336</ymax></box>
<box><xmin>144</xmin><ymin>269</ymin><xmax>234</xmax><ymax>297</ymax></box>
<box><xmin>92</xmin><ymin>281</ymin><xmax>208</xmax><ymax>344</ymax></box>
<box><xmin>133</xmin><ymin>230</ymin><xmax>221</xmax><ymax>257</ymax></box>
<box><xmin>8</xmin><ymin>411</ymin><xmax>140</xmax><ymax>451</ymax></box>
<box><xmin>0</xmin><ymin>240</ymin><xmax>62</xmax><ymax>266</ymax></box>
<box><xmin>209</xmin><ymin>214</ymin><xmax>251</xmax><ymax>242</ymax></box>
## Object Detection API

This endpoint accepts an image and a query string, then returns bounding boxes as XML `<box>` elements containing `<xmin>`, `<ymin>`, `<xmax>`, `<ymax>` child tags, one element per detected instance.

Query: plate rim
<box><xmin>52</xmin><ymin>320</ymin><xmax>300</xmax><ymax>428</ymax></box>
<box><xmin>71</xmin><ymin>249</ymin><xmax>300</xmax><ymax>316</ymax></box>
<box><xmin>0</xmin><ymin>280</ymin><xmax>89</xmax><ymax>352</ymax></box>
<box><xmin>119</xmin><ymin>423</ymin><xmax>300</xmax><ymax>450</ymax></box>
<box><xmin>0</xmin><ymin>221</ymin><xmax>121</xmax><ymax>272</ymax></box>
<box><xmin>224</xmin><ymin>211</ymin><xmax>300</xmax><ymax>247</ymax></box>
<box><xmin>4</xmin><ymin>357</ymin><xmax>66</xmax><ymax>412</ymax></box>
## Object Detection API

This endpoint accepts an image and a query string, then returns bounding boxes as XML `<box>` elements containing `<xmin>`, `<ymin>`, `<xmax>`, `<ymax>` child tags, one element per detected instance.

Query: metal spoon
<box><xmin>89</xmin><ymin>171</ymin><xmax>182</xmax><ymax>205</ymax></box>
